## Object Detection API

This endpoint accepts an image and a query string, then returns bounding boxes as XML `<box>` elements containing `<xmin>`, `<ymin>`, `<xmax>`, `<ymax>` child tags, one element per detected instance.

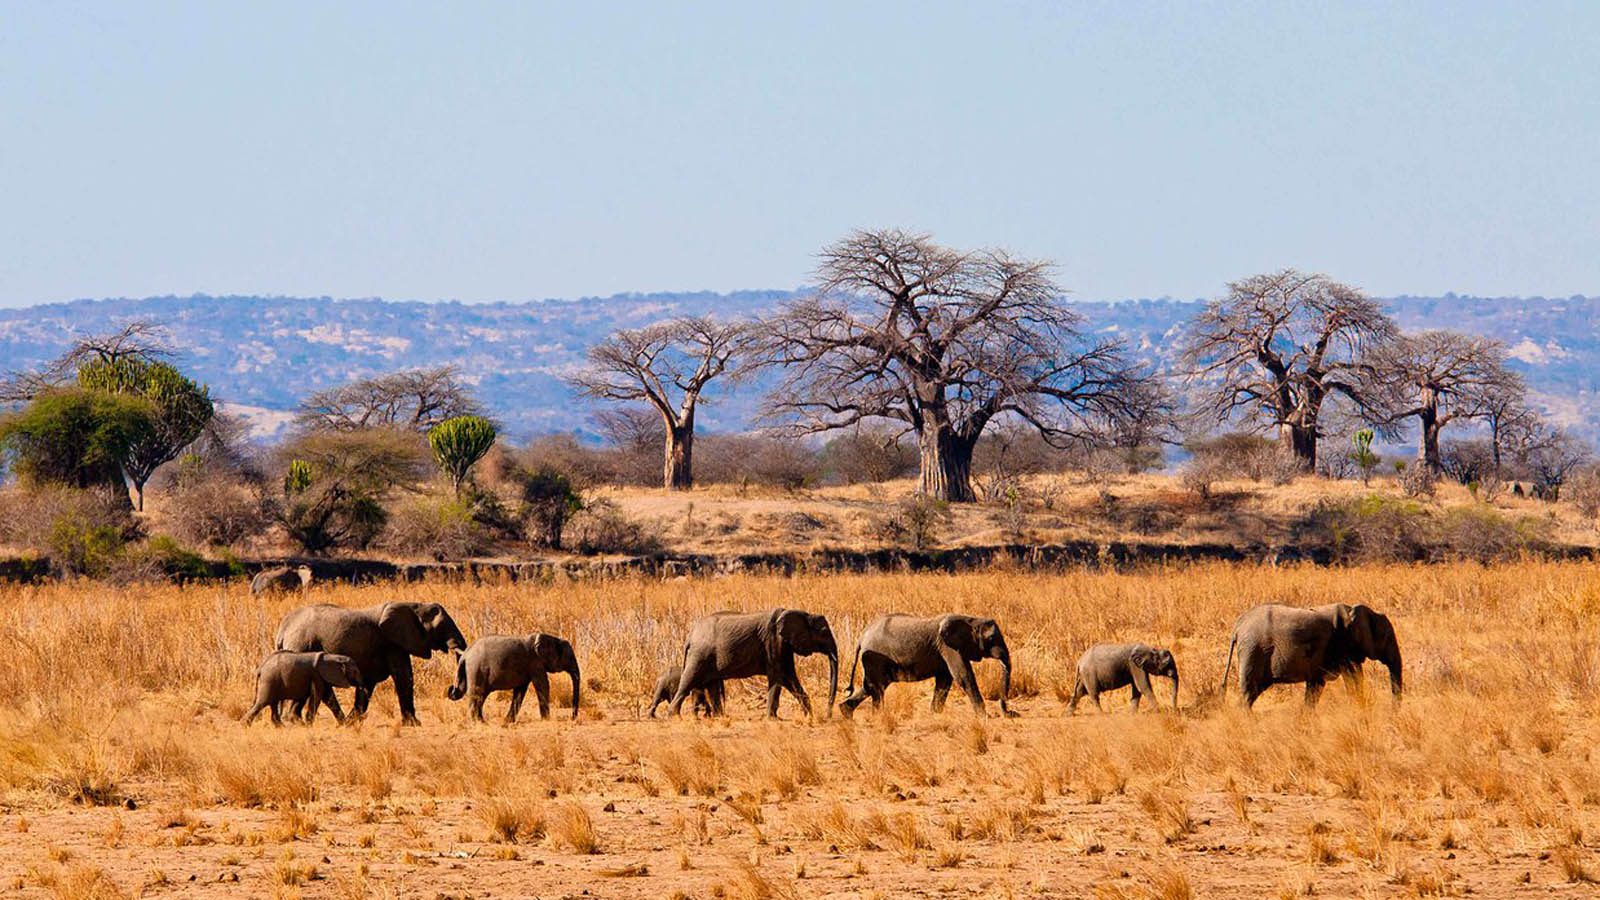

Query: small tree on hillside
<box><xmin>1367</xmin><ymin>331</ymin><xmax>1522</xmax><ymax>474</ymax></box>
<box><xmin>1181</xmin><ymin>269</ymin><xmax>1396</xmax><ymax>472</ymax></box>
<box><xmin>761</xmin><ymin>229</ymin><xmax>1159</xmax><ymax>502</ymax></box>
<box><xmin>428</xmin><ymin>415</ymin><xmax>497</xmax><ymax>496</ymax></box>
<box><xmin>567</xmin><ymin>317</ymin><xmax>749</xmax><ymax>490</ymax></box>
<box><xmin>78</xmin><ymin>357</ymin><xmax>214</xmax><ymax>510</ymax></box>
<box><xmin>296</xmin><ymin>366</ymin><xmax>482</xmax><ymax>432</ymax></box>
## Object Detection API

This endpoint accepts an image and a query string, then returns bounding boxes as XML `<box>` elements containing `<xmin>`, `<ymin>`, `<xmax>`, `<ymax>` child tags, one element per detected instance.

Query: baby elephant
<box><xmin>448</xmin><ymin>633</ymin><xmax>581</xmax><ymax>722</ymax></box>
<box><xmin>1070</xmin><ymin>643</ymin><xmax>1179</xmax><ymax>713</ymax></box>
<box><xmin>243</xmin><ymin>650</ymin><xmax>364</xmax><ymax>725</ymax></box>
<box><xmin>645</xmin><ymin>664</ymin><xmax>723</xmax><ymax>718</ymax></box>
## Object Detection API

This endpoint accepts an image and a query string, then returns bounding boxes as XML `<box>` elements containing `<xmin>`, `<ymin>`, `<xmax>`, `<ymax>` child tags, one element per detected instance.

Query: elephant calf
<box><xmin>448</xmin><ymin>633</ymin><xmax>581</xmax><ymax>722</ymax></box>
<box><xmin>839</xmin><ymin>613</ymin><xmax>1016</xmax><ymax>718</ymax></box>
<box><xmin>1069</xmin><ymin>643</ymin><xmax>1179</xmax><ymax>713</ymax></box>
<box><xmin>243</xmin><ymin>650</ymin><xmax>364</xmax><ymax>725</ymax></box>
<box><xmin>646</xmin><ymin>665</ymin><xmax>722</xmax><ymax>718</ymax></box>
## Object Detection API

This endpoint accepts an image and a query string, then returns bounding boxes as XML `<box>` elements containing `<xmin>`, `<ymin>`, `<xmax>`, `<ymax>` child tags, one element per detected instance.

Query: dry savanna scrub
<box><xmin>2</xmin><ymin>562</ymin><xmax>1600</xmax><ymax>897</ymax></box>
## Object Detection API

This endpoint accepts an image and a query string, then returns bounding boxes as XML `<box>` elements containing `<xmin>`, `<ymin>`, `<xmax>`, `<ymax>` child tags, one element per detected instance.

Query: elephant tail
<box><xmin>446</xmin><ymin>654</ymin><xmax>466</xmax><ymax>701</ymax></box>
<box><xmin>1218</xmin><ymin>633</ymin><xmax>1239</xmax><ymax>699</ymax></box>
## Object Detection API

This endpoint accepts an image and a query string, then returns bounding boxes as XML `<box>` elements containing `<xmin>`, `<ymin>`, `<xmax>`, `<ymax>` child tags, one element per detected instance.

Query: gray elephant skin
<box><xmin>839</xmin><ymin>613</ymin><xmax>1016</xmax><ymax>718</ymax></box>
<box><xmin>447</xmin><ymin>633</ymin><xmax>581</xmax><ymax>722</ymax></box>
<box><xmin>243</xmin><ymin>650</ymin><xmax>364</xmax><ymax>725</ymax></box>
<box><xmin>669</xmin><ymin>608</ymin><xmax>838</xmax><ymax>718</ymax></box>
<box><xmin>1220</xmin><ymin>603</ymin><xmax>1402</xmax><ymax>707</ymax></box>
<box><xmin>1069</xmin><ymin>643</ymin><xmax>1178</xmax><ymax>713</ymax></box>
<box><xmin>646</xmin><ymin>664</ymin><xmax>722</xmax><ymax>717</ymax></box>
<box><xmin>274</xmin><ymin>601</ymin><xmax>468</xmax><ymax>724</ymax></box>
<box><xmin>251</xmin><ymin>565</ymin><xmax>312</xmax><ymax>595</ymax></box>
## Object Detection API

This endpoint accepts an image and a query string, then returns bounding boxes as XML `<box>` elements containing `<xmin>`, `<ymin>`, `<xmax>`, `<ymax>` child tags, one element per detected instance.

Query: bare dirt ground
<box><xmin>4</xmin><ymin>564</ymin><xmax>1600</xmax><ymax>898</ymax></box>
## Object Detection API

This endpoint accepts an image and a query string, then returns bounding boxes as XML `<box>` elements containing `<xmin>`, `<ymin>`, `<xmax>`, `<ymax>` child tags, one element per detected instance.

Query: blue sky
<box><xmin>2</xmin><ymin>2</ymin><xmax>1596</xmax><ymax>308</ymax></box>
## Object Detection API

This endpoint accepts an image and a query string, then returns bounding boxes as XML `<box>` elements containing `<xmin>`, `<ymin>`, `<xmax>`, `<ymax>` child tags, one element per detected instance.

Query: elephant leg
<box><xmin>305</xmin><ymin>685</ymin><xmax>322</xmax><ymax>724</ymax></box>
<box><xmin>1067</xmin><ymin>678</ymin><xmax>1086</xmax><ymax>714</ymax></box>
<box><xmin>1303</xmin><ymin>679</ymin><xmax>1325</xmax><ymax>708</ymax></box>
<box><xmin>351</xmin><ymin>686</ymin><xmax>372</xmax><ymax>718</ymax></box>
<box><xmin>288</xmin><ymin>699</ymin><xmax>306</xmax><ymax>720</ymax></box>
<box><xmin>269</xmin><ymin>700</ymin><xmax>283</xmax><ymax>726</ymax></box>
<box><xmin>930</xmin><ymin>669</ymin><xmax>953</xmax><ymax>712</ymax></box>
<box><xmin>938</xmin><ymin>648</ymin><xmax>985</xmax><ymax>714</ymax></box>
<box><xmin>783</xmin><ymin>655</ymin><xmax>813</xmax><ymax>718</ymax></box>
<box><xmin>1129</xmin><ymin>687</ymin><xmax>1142</xmax><ymax>713</ymax></box>
<box><xmin>532</xmin><ymin>671</ymin><xmax>552</xmax><ymax>720</ymax></box>
<box><xmin>1239</xmin><ymin>650</ymin><xmax>1269</xmax><ymax>710</ymax></box>
<box><xmin>669</xmin><ymin>653</ymin><xmax>714</xmax><ymax>716</ymax></box>
<box><xmin>708</xmin><ymin>681</ymin><xmax>726</xmax><ymax>716</ymax></box>
<box><xmin>840</xmin><ymin>662</ymin><xmax>879</xmax><ymax>718</ymax></box>
<box><xmin>507</xmin><ymin>687</ymin><xmax>526</xmax><ymax>724</ymax></box>
<box><xmin>319</xmin><ymin>688</ymin><xmax>346</xmax><ymax>722</ymax></box>
<box><xmin>469</xmin><ymin>692</ymin><xmax>487</xmax><ymax>722</ymax></box>
<box><xmin>391</xmin><ymin>657</ymin><xmax>419</xmax><ymax>725</ymax></box>
<box><xmin>242</xmin><ymin>700</ymin><xmax>266</xmax><ymax>724</ymax></box>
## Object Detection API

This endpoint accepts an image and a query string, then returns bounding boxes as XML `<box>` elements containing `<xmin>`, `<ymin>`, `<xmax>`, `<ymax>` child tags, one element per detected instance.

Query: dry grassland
<box><xmin>3</xmin><ymin>561</ymin><xmax>1600</xmax><ymax>898</ymax></box>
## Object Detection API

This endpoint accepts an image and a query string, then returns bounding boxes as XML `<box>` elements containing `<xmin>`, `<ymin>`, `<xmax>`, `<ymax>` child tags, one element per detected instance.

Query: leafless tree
<box><xmin>1180</xmin><ymin>269</ymin><xmax>1396</xmax><ymax>471</ymax></box>
<box><xmin>1518</xmin><ymin>426</ymin><xmax>1593</xmax><ymax>501</ymax></box>
<box><xmin>567</xmin><ymin>316</ymin><xmax>749</xmax><ymax>490</ymax></box>
<box><xmin>759</xmin><ymin>229</ymin><xmax>1160</xmax><ymax>502</ymax></box>
<box><xmin>295</xmin><ymin>366</ymin><xmax>482</xmax><ymax>433</ymax></box>
<box><xmin>1482</xmin><ymin>390</ymin><xmax>1543</xmax><ymax>473</ymax></box>
<box><xmin>1</xmin><ymin>322</ymin><xmax>172</xmax><ymax>402</ymax></box>
<box><xmin>1368</xmin><ymin>331</ymin><xmax>1525</xmax><ymax>473</ymax></box>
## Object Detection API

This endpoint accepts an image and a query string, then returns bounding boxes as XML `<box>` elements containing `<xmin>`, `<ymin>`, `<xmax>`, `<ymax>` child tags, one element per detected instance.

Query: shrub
<box><xmin>116</xmin><ymin>534</ymin><xmax>213</xmax><ymax>582</ymax></box>
<box><xmin>381</xmin><ymin>494</ymin><xmax>495</xmax><ymax>560</ymax></box>
<box><xmin>1566</xmin><ymin>467</ymin><xmax>1600</xmax><ymax>522</ymax></box>
<box><xmin>1397</xmin><ymin>461</ymin><xmax>1437</xmax><ymax>499</ymax></box>
<box><xmin>513</xmin><ymin>467</ymin><xmax>583</xmax><ymax>550</ymax></box>
<box><xmin>0</xmin><ymin>387</ymin><xmax>155</xmax><ymax>494</ymax></box>
<box><xmin>565</xmin><ymin>499</ymin><xmax>661</xmax><ymax>555</ymax></box>
<box><xmin>0</xmin><ymin>486</ymin><xmax>137</xmax><ymax>575</ymax></box>
<box><xmin>269</xmin><ymin>429</ymin><xmax>428</xmax><ymax>554</ymax></box>
<box><xmin>820</xmin><ymin>429</ymin><xmax>916</xmax><ymax>484</ymax></box>
<box><xmin>697</xmin><ymin>434</ymin><xmax>823</xmax><ymax>490</ymax></box>
<box><xmin>1295</xmin><ymin>494</ymin><xmax>1548</xmax><ymax>563</ymax></box>
<box><xmin>874</xmin><ymin>494</ymin><xmax>950</xmax><ymax>550</ymax></box>
<box><xmin>163</xmin><ymin>461</ymin><xmax>270</xmax><ymax>548</ymax></box>
<box><xmin>517</xmin><ymin>435</ymin><xmax>618</xmax><ymax>490</ymax></box>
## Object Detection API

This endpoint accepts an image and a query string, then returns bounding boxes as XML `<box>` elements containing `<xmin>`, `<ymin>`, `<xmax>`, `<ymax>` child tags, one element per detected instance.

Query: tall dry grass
<box><xmin>2</xmin><ymin>561</ymin><xmax>1600</xmax><ymax>896</ymax></box>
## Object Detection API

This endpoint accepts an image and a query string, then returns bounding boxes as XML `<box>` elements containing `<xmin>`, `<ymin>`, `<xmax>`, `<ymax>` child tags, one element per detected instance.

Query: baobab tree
<box><xmin>568</xmin><ymin>316</ymin><xmax>748</xmax><ymax>490</ymax></box>
<box><xmin>1368</xmin><ymin>331</ymin><xmax>1524</xmax><ymax>473</ymax></box>
<box><xmin>1180</xmin><ymin>269</ymin><xmax>1396</xmax><ymax>471</ymax></box>
<box><xmin>760</xmin><ymin>229</ymin><xmax>1158</xmax><ymax>502</ymax></box>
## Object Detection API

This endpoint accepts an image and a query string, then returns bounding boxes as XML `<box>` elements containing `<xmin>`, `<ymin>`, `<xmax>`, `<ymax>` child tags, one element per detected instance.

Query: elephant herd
<box><xmin>244</xmin><ymin>599</ymin><xmax>1403</xmax><ymax>726</ymax></box>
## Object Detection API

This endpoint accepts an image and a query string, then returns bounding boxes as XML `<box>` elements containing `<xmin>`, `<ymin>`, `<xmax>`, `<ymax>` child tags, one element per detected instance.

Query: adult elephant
<box><xmin>1220</xmin><ymin>603</ymin><xmax>1402</xmax><ymax>708</ymax></box>
<box><xmin>275</xmin><ymin>602</ymin><xmax>468</xmax><ymax>725</ymax></box>
<box><xmin>838</xmin><ymin>613</ymin><xmax>1016</xmax><ymax>718</ymax></box>
<box><xmin>668</xmin><ymin>609</ymin><xmax>838</xmax><ymax>719</ymax></box>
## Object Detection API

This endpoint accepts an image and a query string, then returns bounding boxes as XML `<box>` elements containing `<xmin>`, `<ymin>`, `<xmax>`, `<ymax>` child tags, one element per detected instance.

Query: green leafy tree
<box><xmin>428</xmin><ymin>415</ymin><xmax>497</xmax><ymax>496</ymax></box>
<box><xmin>0</xmin><ymin>388</ymin><xmax>156</xmax><ymax>494</ymax></box>
<box><xmin>77</xmin><ymin>358</ymin><xmax>214</xmax><ymax>510</ymax></box>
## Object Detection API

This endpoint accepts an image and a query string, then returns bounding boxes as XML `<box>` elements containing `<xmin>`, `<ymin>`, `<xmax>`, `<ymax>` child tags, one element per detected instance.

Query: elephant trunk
<box><xmin>567</xmin><ymin>663</ymin><xmax>582</xmax><ymax>720</ymax></box>
<box><xmin>446</xmin><ymin>654</ymin><xmax>466</xmax><ymax>701</ymax></box>
<box><xmin>1169</xmin><ymin>672</ymin><xmax>1180</xmax><ymax>712</ymax></box>
<box><xmin>825</xmin><ymin>651</ymin><xmax>838</xmax><ymax>720</ymax></box>
<box><xmin>995</xmin><ymin>646</ymin><xmax>1013</xmax><ymax>715</ymax></box>
<box><xmin>1383</xmin><ymin>645</ymin><xmax>1403</xmax><ymax>700</ymax></box>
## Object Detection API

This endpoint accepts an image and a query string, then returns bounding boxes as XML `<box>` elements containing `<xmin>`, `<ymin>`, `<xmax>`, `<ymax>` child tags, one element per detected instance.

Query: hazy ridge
<box><xmin>1</xmin><ymin>292</ymin><xmax>1595</xmax><ymax>442</ymax></box>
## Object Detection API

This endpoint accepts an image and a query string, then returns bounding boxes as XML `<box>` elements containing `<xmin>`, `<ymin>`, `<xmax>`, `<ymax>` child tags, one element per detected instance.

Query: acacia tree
<box><xmin>567</xmin><ymin>317</ymin><xmax>748</xmax><ymax>490</ymax></box>
<box><xmin>1180</xmin><ymin>269</ymin><xmax>1396</xmax><ymax>471</ymax></box>
<box><xmin>1368</xmin><ymin>331</ymin><xmax>1523</xmax><ymax>474</ymax></box>
<box><xmin>296</xmin><ymin>366</ymin><xmax>481</xmax><ymax>432</ymax></box>
<box><xmin>760</xmin><ymin>229</ymin><xmax>1157</xmax><ymax>502</ymax></box>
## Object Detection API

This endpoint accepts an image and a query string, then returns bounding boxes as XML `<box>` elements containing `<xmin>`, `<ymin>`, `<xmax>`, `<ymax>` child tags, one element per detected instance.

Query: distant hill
<box><xmin>1</xmin><ymin>292</ymin><xmax>1596</xmax><ymax>443</ymax></box>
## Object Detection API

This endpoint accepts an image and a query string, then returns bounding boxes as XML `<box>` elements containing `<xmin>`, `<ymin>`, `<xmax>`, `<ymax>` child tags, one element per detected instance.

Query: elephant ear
<box><xmin>1129</xmin><ymin>645</ymin><xmax>1157</xmax><ymax>671</ymax></box>
<box><xmin>379</xmin><ymin>603</ymin><xmax>431</xmax><ymax>659</ymax></box>
<box><xmin>938</xmin><ymin>616</ymin><xmax>979</xmax><ymax>658</ymax></box>
<box><xmin>773</xmin><ymin>609</ymin><xmax>808</xmax><ymax>655</ymax></box>
<box><xmin>531</xmin><ymin>634</ymin><xmax>565</xmax><ymax>669</ymax></box>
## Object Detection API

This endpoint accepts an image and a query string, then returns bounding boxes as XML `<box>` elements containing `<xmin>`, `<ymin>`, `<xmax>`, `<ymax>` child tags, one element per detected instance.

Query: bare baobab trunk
<box><xmin>664</xmin><ymin>418</ymin><xmax>695</xmax><ymax>491</ymax></box>
<box><xmin>1279</xmin><ymin>422</ymin><xmax>1317</xmax><ymax>471</ymax></box>
<box><xmin>1417</xmin><ymin>409</ymin><xmax>1443</xmax><ymax>473</ymax></box>
<box><xmin>918</xmin><ymin>426</ymin><xmax>976</xmax><ymax>502</ymax></box>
